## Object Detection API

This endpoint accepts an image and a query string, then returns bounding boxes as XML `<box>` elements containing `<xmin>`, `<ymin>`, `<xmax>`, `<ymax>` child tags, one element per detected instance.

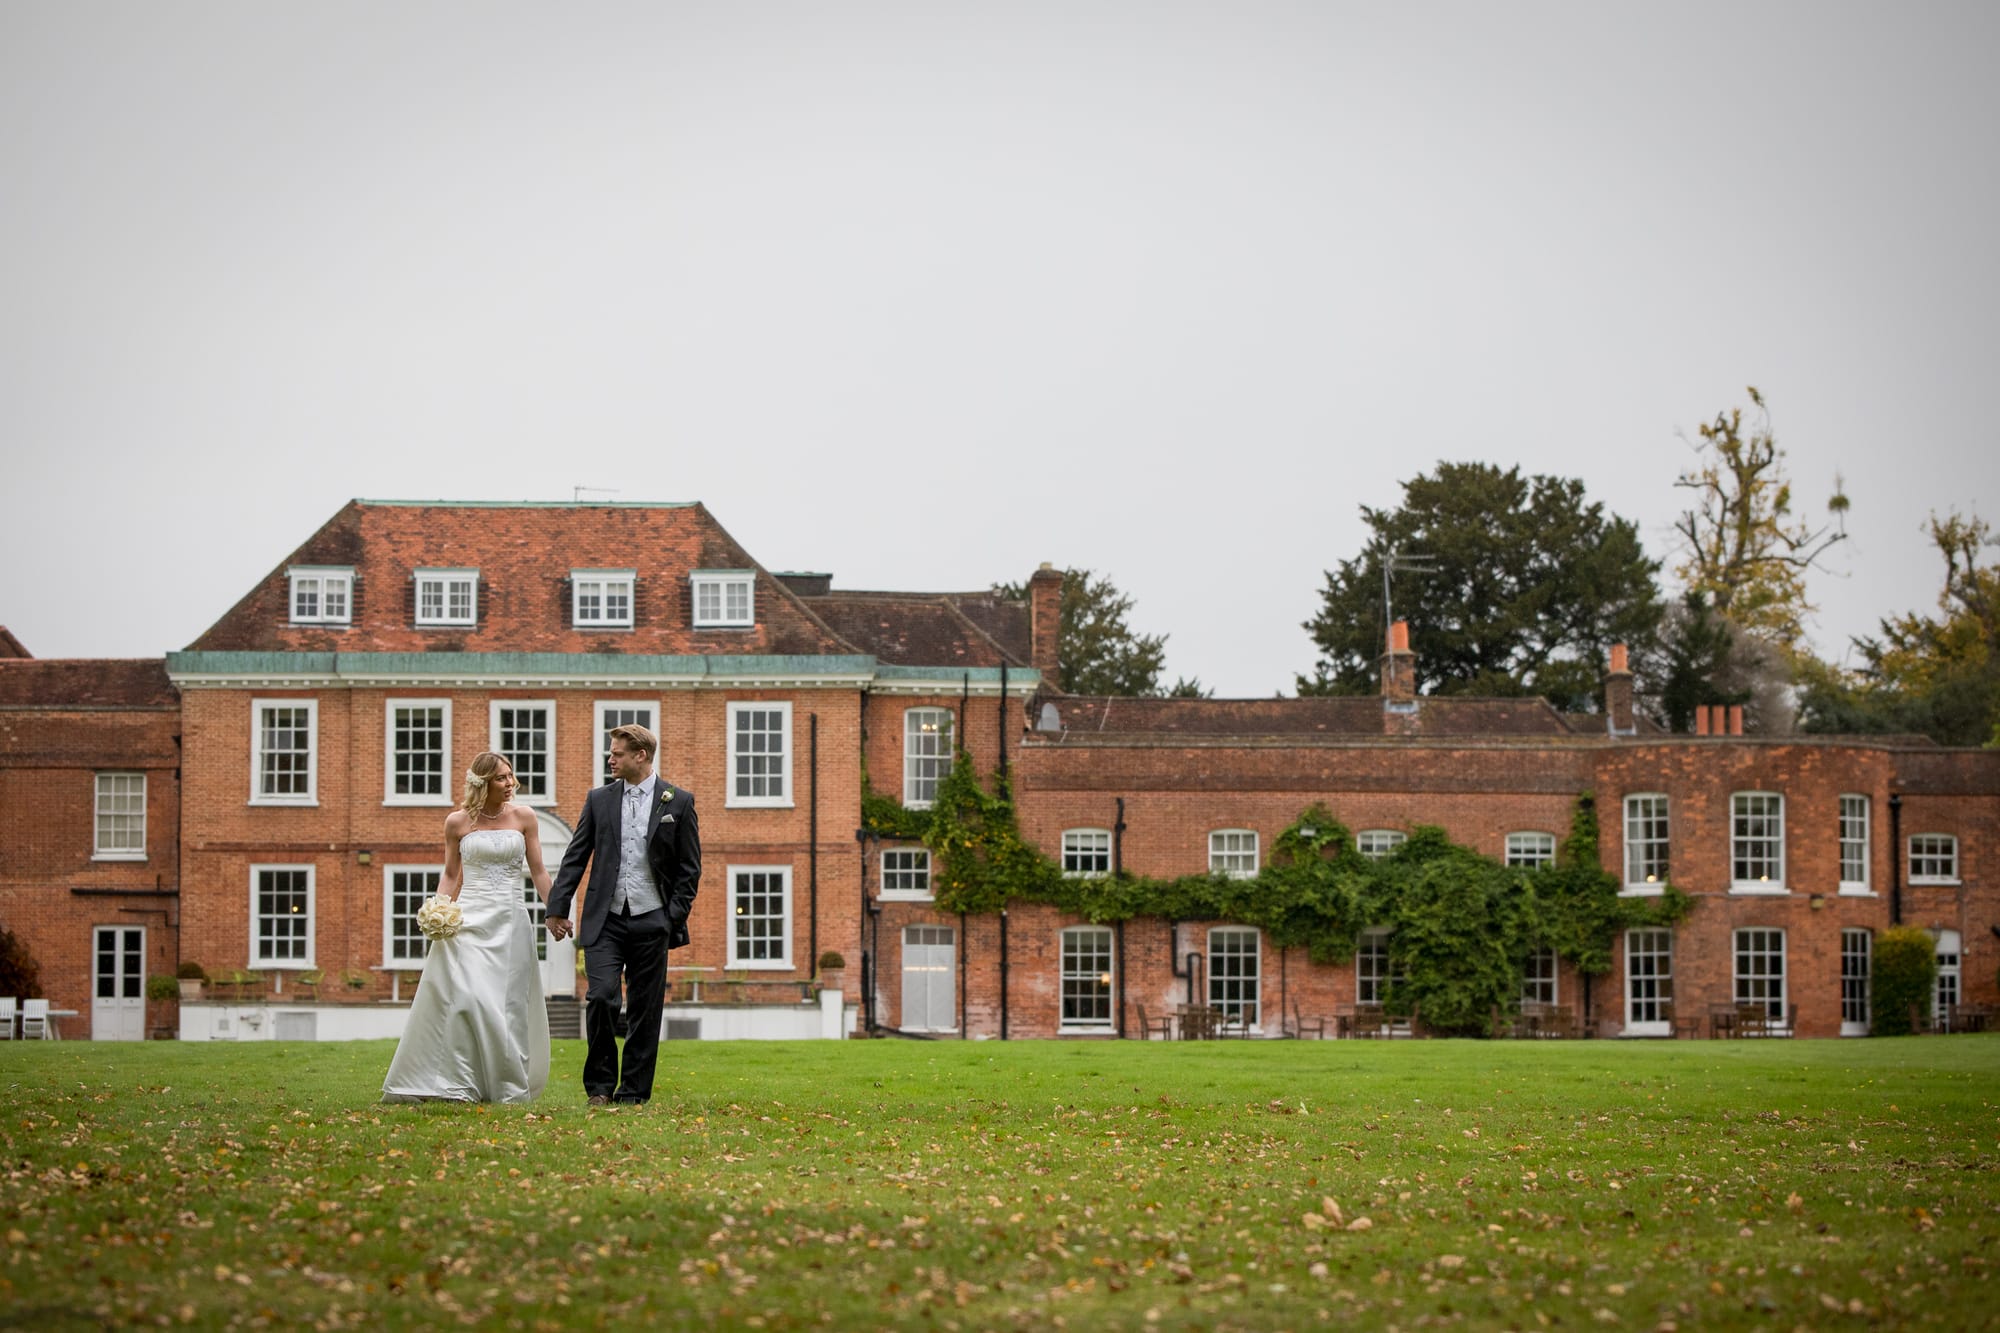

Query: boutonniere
<box><xmin>659</xmin><ymin>785</ymin><xmax>676</xmax><ymax>804</ymax></box>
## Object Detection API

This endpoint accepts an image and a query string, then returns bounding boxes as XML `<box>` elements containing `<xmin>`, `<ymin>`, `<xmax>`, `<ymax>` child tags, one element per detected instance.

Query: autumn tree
<box><xmin>1298</xmin><ymin>462</ymin><xmax>1663</xmax><ymax>709</ymax></box>
<box><xmin>1674</xmin><ymin>387</ymin><xmax>1848</xmax><ymax>647</ymax></box>
<box><xmin>1799</xmin><ymin>510</ymin><xmax>2000</xmax><ymax>746</ymax></box>
<box><xmin>996</xmin><ymin>568</ymin><xmax>1171</xmax><ymax>696</ymax></box>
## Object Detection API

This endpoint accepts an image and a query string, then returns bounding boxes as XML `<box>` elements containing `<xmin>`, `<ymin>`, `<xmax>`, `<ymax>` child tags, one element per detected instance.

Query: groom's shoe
<box><xmin>587</xmin><ymin>1095</ymin><xmax>612</xmax><ymax>1107</ymax></box>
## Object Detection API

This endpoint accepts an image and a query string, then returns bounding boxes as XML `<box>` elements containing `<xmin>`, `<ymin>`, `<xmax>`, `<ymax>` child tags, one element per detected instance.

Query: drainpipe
<box><xmin>1113</xmin><ymin>797</ymin><xmax>1128</xmax><ymax>1038</ymax></box>
<box><xmin>998</xmin><ymin>662</ymin><xmax>1009</xmax><ymax>780</ymax></box>
<box><xmin>999</xmin><ymin>909</ymin><xmax>1010</xmax><ymax>1040</ymax></box>
<box><xmin>809</xmin><ymin>713</ymin><xmax>819</xmax><ymax>977</ymax></box>
<box><xmin>1279</xmin><ymin>945</ymin><xmax>1288</xmax><ymax>1035</ymax></box>
<box><xmin>858</xmin><ymin>827</ymin><xmax>880</xmax><ymax>1034</ymax></box>
<box><xmin>1889</xmin><ymin>792</ymin><xmax>1903</xmax><ymax>925</ymax></box>
<box><xmin>959</xmin><ymin>911</ymin><xmax>969</xmax><ymax>1039</ymax></box>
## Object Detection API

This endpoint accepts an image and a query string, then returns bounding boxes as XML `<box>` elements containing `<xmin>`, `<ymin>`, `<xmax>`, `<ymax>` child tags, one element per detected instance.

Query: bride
<box><xmin>382</xmin><ymin>751</ymin><xmax>552</xmax><ymax>1103</ymax></box>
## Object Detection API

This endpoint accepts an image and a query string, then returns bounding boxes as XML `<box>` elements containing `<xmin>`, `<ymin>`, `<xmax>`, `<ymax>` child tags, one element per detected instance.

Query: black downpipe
<box><xmin>1113</xmin><ymin>797</ymin><xmax>1127</xmax><ymax>1037</ymax></box>
<box><xmin>959</xmin><ymin>911</ymin><xmax>969</xmax><ymax>1039</ymax></box>
<box><xmin>1279</xmin><ymin>945</ymin><xmax>1288</xmax><ymax>1036</ymax></box>
<box><xmin>998</xmin><ymin>662</ymin><xmax>1009</xmax><ymax>779</ymax></box>
<box><xmin>858</xmin><ymin>827</ymin><xmax>880</xmax><ymax>1034</ymax></box>
<box><xmin>809</xmin><ymin>713</ymin><xmax>819</xmax><ymax>977</ymax></box>
<box><xmin>999</xmin><ymin>909</ymin><xmax>1010</xmax><ymax>1040</ymax></box>
<box><xmin>1889</xmin><ymin>792</ymin><xmax>1904</xmax><ymax>924</ymax></box>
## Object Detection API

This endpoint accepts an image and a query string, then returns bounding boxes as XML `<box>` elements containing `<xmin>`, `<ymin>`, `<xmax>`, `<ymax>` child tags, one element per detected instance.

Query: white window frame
<box><xmin>1733</xmin><ymin>927</ymin><xmax>1787</xmax><ymax>1022</ymax></box>
<box><xmin>1356</xmin><ymin>928</ymin><xmax>1400</xmax><ymax>1005</ymax></box>
<box><xmin>879</xmin><ymin>848</ymin><xmax>933</xmax><ymax>901</ymax></box>
<box><xmin>728</xmin><ymin>864</ymin><xmax>793</xmax><ymax>970</ymax></box>
<box><xmin>1838</xmin><ymin>794</ymin><xmax>1871</xmax><ymax>894</ymax></box>
<box><xmin>382</xmin><ymin>864</ymin><xmax>442</xmax><ymax>968</ymax></box>
<box><xmin>489</xmin><ymin>700</ymin><xmax>556</xmax><ymax>807</ymax></box>
<box><xmin>594</xmin><ymin>700</ymin><xmax>662</xmax><ymax>786</ymax></box>
<box><xmin>691</xmin><ymin>570</ymin><xmax>756</xmax><ymax>628</ymax></box>
<box><xmin>1058</xmin><ymin>926</ymin><xmax>1115</xmax><ymax>1032</ymax></box>
<box><xmin>902</xmin><ymin>707</ymin><xmax>954</xmax><ymax>809</ymax></box>
<box><xmin>414</xmin><ymin>567</ymin><xmax>479</xmax><ymax>626</ymax></box>
<box><xmin>1622</xmin><ymin>793</ymin><xmax>1669</xmax><ymax>892</ymax></box>
<box><xmin>1522</xmin><ymin>947</ymin><xmax>1558</xmax><ymax>1005</ymax></box>
<box><xmin>384</xmin><ymin>698</ymin><xmax>453</xmax><ymax>806</ymax></box>
<box><xmin>1840</xmin><ymin>929</ymin><xmax>1871</xmax><ymax>1037</ymax></box>
<box><xmin>571</xmin><ymin>568</ymin><xmax>636</xmax><ymax>629</ymax></box>
<box><xmin>1623</xmin><ymin>928</ymin><xmax>1672</xmax><ymax>1036</ymax></box>
<box><xmin>1208</xmin><ymin>927</ymin><xmax>1261</xmax><ymax>1029</ymax></box>
<box><xmin>92</xmin><ymin>771</ymin><xmax>146</xmax><ymax>861</ymax></box>
<box><xmin>1908</xmin><ymin>833</ymin><xmax>1959</xmax><ymax>884</ymax></box>
<box><xmin>1061</xmin><ymin>828</ymin><xmax>1111</xmax><ymax>878</ymax></box>
<box><xmin>1505</xmin><ymin>831</ymin><xmax>1556</xmax><ymax>869</ymax></box>
<box><xmin>250</xmin><ymin>698</ymin><xmax>319</xmax><ymax>805</ymax></box>
<box><xmin>726</xmin><ymin>701</ymin><xmax>793</xmax><ymax>808</ymax></box>
<box><xmin>1209</xmin><ymin>829</ymin><xmax>1259</xmax><ymax>879</ymax></box>
<box><xmin>287</xmin><ymin>566</ymin><xmax>352</xmax><ymax>625</ymax></box>
<box><xmin>1934</xmin><ymin>928</ymin><xmax>1962</xmax><ymax>1026</ymax></box>
<box><xmin>249</xmin><ymin>864</ymin><xmax>315</xmax><ymax>969</ymax></box>
<box><xmin>1729</xmin><ymin>792</ymin><xmax>1787</xmax><ymax>892</ymax></box>
<box><xmin>1356</xmin><ymin>829</ymin><xmax>1406</xmax><ymax>861</ymax></box>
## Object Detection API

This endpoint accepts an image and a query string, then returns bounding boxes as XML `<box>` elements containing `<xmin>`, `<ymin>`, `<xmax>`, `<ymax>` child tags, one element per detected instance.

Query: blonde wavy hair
<box><xmin>461</xmin><ymin>751</ymin><xmax>510</xmax><ymax>819</ymax></box>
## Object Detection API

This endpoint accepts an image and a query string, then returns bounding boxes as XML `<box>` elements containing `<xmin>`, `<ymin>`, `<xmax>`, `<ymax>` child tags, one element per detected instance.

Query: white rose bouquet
<box><xmin>416</xmin><ymin>894</ymin><xmax>463</xmax><ymax>941</ymax></box>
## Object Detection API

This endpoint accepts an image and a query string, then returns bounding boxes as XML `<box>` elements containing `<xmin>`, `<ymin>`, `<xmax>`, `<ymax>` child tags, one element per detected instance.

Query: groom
<box><xmin>546</xmin><ymin>724</ymin><xmax>700</xmax><ymax>1105</ymax></box>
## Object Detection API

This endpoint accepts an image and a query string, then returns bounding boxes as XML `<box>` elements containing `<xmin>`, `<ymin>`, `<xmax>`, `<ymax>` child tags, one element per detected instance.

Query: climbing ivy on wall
<box><xmin>863</xmin><ymin>755</ymin><xmax>1693</xmax><ymax>1036</ymax></box>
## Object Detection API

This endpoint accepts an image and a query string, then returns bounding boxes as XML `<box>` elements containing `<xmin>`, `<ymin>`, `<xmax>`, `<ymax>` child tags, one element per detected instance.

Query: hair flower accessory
<box><xmin>465</xmin><ymin>769</ymin><xmax>487</xmax><ymax>785</ymax></box>
<box><xmin>417</xmin><ymin>894</ymin><xmax>463</xmax><ymax>941</ymax></box>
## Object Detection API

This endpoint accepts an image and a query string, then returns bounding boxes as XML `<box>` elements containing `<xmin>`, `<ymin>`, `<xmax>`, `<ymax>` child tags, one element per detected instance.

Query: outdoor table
<box><xmin>1708</xmin><ymin>1006</ymin><xmax>1737</xmax><ymax>1039</ymax></box>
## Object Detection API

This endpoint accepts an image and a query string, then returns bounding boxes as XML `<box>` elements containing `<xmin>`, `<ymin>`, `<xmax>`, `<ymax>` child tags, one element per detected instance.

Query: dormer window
<box><xmin>415</xmin><ymin>568</ymin><xmax>478</xmax><ymax>626</ymax></box>
<box><xmin>571</xmin><ymin>570</ymin><xmax>635</xmax><ymax>628</ymax></box>
<box><xmin>288</xmin><ymin>567</ymin><xmax>352</xmax><ymax>625</ymax></box>
<box><xmin>692</xmin><ymin>570</ymin><xmax>755</xmax><ymax>628</ymax></box>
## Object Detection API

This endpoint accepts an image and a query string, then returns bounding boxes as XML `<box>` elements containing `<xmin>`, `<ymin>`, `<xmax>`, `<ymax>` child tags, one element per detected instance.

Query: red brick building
<box><xmin>0</xmin><ymin>502</ymin><xmax>1993</xmax><ymax>1041</ymax></box>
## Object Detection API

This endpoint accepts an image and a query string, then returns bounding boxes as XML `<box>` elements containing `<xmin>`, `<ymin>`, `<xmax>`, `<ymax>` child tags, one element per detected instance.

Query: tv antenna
<box><xmin>572</xmin><ymin>486</ymin><xmax>621</xmax><ymax>502</ymax></box>
<box><xmin>1381</xmin><ymin>548</ymin><xmax>1436</xmax><ymax>631</ymax></box>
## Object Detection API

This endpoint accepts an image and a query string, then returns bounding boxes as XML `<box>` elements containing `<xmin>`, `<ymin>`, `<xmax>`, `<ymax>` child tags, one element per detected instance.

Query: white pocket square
<box><xmin>661</xmin><ymin>814</ymin><xmax>675</xmax><ymax>823</ymax></box>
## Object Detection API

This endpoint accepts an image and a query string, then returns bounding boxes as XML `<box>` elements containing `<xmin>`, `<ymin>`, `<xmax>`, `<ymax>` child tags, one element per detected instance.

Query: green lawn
<box><xmin>2</xmin><ymin>1037</ymin><xmax>1994</xmax><ymax>1330</ymax></box>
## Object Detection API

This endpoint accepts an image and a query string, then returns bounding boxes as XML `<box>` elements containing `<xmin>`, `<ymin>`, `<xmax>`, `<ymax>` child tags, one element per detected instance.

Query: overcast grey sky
<box><xmin>3</xmin><ymin>2</ymin><xmax>1995</xmax><ymax>696</ymax></box>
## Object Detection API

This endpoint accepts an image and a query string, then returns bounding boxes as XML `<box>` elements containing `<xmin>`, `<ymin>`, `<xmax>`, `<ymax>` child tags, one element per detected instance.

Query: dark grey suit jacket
<box><xmin>547</xmin><ymin>779</ymin><xmax>700</xmax><ymax>950</ymax></box>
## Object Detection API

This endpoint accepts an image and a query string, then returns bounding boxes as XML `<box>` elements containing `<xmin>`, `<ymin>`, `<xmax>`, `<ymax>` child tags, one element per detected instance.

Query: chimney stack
<box><xmin>1726</xmin><ymin>703</ymin><xmax>1743</xmax><ymax>736</ymax></box>
<box><xmin>1380</xmin><ymin>620</ymin><xmax>1417</xmax><ymax>701</ymax></box>
<box><xmin>1604</xmin><ymin>642</ymin><xmax>1635</xmax><ymax>736</ymax></box>
<box><xmin>1027</xmin><ymin>563</ymin><xmax>1065</xmax><ymax>685</ymax></box>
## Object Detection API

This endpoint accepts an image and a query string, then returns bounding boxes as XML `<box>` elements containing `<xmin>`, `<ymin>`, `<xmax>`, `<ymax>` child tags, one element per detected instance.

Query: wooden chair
<box><xmin>1909</xmin><ymin>1002</ymin><xmax>1937</xmax><ymax>1035</ymax></box>
<box><xmin>1349</xmin><ymin>1005</ymin><xmax>1386</xmax><ymax>1039</ymax></box>
<box><xmin>20</xmin><ymin>999</ymin><xmax>50</xmax><ymax>1040</ymax></box>
<box><xmin>1133</xmin><ymin>1004</ymin><xmax>1174</xmax><ymax>1041</ymax></box>
<box><xmin>0</xmin><ymin>996</ymin><xmax>14</xmax><ymax>1040</ymax></box>
<box><xmin>1665</xmin><ymin>1001</ymin><xmax>1703</xmax><ymax>1040</ymax></box>
<box><xmin>1291</xmin><ymin>1001</ymin><xmax>1326</xmax><ymax>1040</ymax></box>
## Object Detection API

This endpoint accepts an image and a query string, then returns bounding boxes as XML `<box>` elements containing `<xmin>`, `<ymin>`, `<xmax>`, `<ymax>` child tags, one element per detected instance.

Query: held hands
<box><xmin>546</xmin><ymin>916</ymin><xmax>573</xmax><ymax>941</ymax></box>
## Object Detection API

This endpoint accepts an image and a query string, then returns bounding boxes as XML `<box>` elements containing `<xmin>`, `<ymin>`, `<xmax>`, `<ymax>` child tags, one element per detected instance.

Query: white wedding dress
<box><xmin>382</xmin><ymin>829</ymin><xmax>551</xmax><ymax>1104</ymax></box>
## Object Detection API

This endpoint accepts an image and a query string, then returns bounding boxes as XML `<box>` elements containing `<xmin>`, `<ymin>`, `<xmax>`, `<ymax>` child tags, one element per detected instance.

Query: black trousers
<box><xmin>583</xmin><ymin>908</ymin><xmax>670</xmax><ymax>1103</ymax></box>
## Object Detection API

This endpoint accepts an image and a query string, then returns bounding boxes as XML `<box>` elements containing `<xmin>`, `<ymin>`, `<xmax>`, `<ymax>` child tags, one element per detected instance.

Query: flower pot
<box><xmin>178</xmin><ymin>979</ymin><xmax>203</xmax><ymax>1002</ymax></box>
<box><xmin>819</xmin><ymin>970</ymin><xmax>845</xmax><ymax>992</ymax></box>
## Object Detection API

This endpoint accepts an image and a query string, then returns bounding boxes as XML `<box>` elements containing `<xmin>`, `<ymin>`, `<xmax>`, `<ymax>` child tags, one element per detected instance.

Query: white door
<box><xmin>533</xmin><ymin>810</ymin><xmax>577</xmax><ymax>996</ymax></box>
<box><xmin>92</xmin><ymin>926</ymin><xmax>145</xmax><ymax>1041</ymax></box>
<box><xmin>902</xmin><ymin>926</ymin><xmax>955</xmax><ymax>1031</ymax></box>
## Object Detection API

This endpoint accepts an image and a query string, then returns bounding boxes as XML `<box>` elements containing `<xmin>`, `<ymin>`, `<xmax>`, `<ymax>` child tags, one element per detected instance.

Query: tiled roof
<box><xmin>186</xmin><ymin>501</ymin><xmax>864</xmax><ymax>657</ymax></box>
<box><xmin>0</xmin><ymin>626</ymin><xmax>28</xmax><ymax>658</ymax></box>
<box><xmin>0</xmin><ymin>659</ymin><xmax>177</xmax><ymax>708</ymax></box>
<box><xmin>800</xmin><ymin>591</ymin><xmax>1028</xmax><ymax>668</ymax></box>
<box><xmin>1033</xmin><ymin>694</ymin><xmax>1585</xmax><ymax>740</ymax></box>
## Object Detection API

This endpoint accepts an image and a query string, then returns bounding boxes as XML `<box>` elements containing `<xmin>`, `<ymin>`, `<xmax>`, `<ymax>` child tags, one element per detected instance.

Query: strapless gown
<box><xmin>382</xmin><ymin>829</ymin><xmax>551</xmax><ymax>1104</ymax></box>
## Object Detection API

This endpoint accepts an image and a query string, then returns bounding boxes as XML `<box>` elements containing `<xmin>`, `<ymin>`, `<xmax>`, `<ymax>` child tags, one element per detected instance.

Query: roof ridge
<box><xmin>353</xmin><ymin>499</ymin><xmax>699</xmax><ymax>509</ymax></box>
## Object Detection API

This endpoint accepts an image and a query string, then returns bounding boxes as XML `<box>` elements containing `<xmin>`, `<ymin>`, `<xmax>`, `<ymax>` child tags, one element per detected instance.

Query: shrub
<box><xmin>1872</xmin><ymin>926</ymin><xmax>1939</xmax><ymax>1035</ymax></box>
<box><xmin>818</xmin><ymin>951</ymin><xmax>847</xmax><ymax>972</ymax></box>
<box><xmin>176</xmin><ymin>961</ymin><xmax>208</xmax><ymax>980</ymax></box>
<box><xmin>146</xmin><ymin>974</ymin><xmax>181</xmax><ymax>1003</ymax></box>
<box><xmin>0</xmin><ymin>928</ymin><xmax>43</xmax><ymax>999</ymax></box>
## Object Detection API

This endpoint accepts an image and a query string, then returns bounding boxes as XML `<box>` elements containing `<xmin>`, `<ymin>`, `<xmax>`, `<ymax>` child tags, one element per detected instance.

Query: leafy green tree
<box><xmin>1798</xmin><ymin>510</ymin><xmax>2000</xmax><ymax>745</ymax></box>
<box><xmin>1297</xmin><ymin>462</ymin><xmax>1663</xmax><ymax>708</ymax></box>
<box><xmin>0</xmin><ymin>927</ymin><xmax>43</xmax><ymax>1000</ymax></box>
<box><xmin>1165</xmin><ymin>676</ymin><xmax>1213</xmax><ymax>698</ymax></box>
<box><xmin>1673</xmin><ymin>387</ymin><xmax>1848</xmax><ymax>646</ymax></box>
<box><xmin>996</xmin><ymin>568</ymin><xmax>1169</xmax><ymax>696</ymax></box>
